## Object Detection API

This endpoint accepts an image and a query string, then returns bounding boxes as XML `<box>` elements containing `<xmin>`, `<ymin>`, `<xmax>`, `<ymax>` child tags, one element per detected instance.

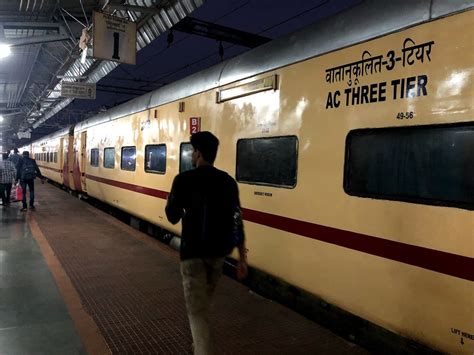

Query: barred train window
<box><xmin>104</xmin><ymin>147</ymin><xmax>115</xmax><ymax>169</ymax></box>
<box><xmin>236</xmin><ymin>136</ymin><xmax>298</xmax><ymax>188</ymax></box>
<box><xmin>344</xmin><ymin>124</ymin><xmax>474</xmax><ymax>209</ymax></box>
<box><xmin>180</xmin><ymin>143</ymin><xmax>194</xmax><ymax>173</ymax></box>
<box><xmin>145</xmin><ymin>144</ymin><xmax>166</xmax><ymax>174</ymax></box>
<box><xmin>90</xmin><ymin>148</ymin><xmax>99</xmax><ymax>167</ymax></box>
<box><xmin>121</xmin><ymin>147</ymin><xmax>136</xmax><ymax>171</ymax></box>
<box><xmin>54</xmin><ymin>152</ymin><xmax>58</xmax><ymax>163</ymax></box>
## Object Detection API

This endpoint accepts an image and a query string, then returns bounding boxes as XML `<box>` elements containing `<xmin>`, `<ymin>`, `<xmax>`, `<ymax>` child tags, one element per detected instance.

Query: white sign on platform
<box><xmin>93</xmin><ymin>11</ymin><xmax>137</xmax><ymax>65</ymax></box>
<box><xmin>17</xmin><ymin>131</ymin><xmax>31</xmax><ymax>139</ymax></box>
<box><xmin>60</xmin><ymin>82</ymin><xmax>96</xmax><ymax>100</ymax></box>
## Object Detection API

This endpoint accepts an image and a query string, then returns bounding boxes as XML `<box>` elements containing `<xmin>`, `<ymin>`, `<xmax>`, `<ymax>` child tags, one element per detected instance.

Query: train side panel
<box><xmin>214</xmin><ymin>11</ymin><xmax>473</xmax><ymax>353</ymax></box>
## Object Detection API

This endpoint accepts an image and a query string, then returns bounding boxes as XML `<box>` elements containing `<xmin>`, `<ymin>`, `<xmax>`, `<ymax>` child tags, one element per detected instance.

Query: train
<box><xmin>20</xmin><ymin>1</ymin><xmax>473</xmax><ymax>353</ymax></box>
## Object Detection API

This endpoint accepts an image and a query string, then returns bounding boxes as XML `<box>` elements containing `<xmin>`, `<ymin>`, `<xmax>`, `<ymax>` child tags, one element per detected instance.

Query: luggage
<box><xmin>10</xmin><ymin>185</ymin><xmax>16</xmax><ymax>202</ymax></box>
<box><xmin>15</xmin><ymin>184</ymin><xmax>23</xmax><ymax>202</ymax></box>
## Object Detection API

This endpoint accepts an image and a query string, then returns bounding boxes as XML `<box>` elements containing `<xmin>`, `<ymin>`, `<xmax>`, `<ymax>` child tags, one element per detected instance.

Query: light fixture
<box><xmin>0</xmin><ymin>44</ymin><xmax>11</xmax><ymax>59</ymax></box>
<box><xmin>0</xmin><ymin>115</ymin><xmax>4</xmax><ymax>122</ymax></box>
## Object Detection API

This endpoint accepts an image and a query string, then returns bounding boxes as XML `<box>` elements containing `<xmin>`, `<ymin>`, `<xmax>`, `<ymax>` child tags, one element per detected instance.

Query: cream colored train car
<box><xmin>33</xmin><ymin>1</ymin><xmax>473</xmax><ymax>353</ymax></box>
<box><xmin>30</xmin><ymin>128</ymin><xmax>68</xmax><ymax>185</ymax></box>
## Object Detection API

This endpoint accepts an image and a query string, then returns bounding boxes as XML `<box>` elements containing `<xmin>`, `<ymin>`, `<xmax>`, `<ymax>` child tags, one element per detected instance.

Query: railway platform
<box><xmin>0</xmin><ymin>182</ymin><xmax>367</xmax><ymax>354</ymax></box>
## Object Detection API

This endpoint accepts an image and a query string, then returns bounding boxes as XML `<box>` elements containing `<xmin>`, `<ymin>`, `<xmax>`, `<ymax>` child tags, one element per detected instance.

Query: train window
<box><xmin>54</xmin><ymin>152</ymin><xmax>58</xmax><ymax>163</ymax></box>
<box><xmin>104</xmin><ymin>147</ymin><xmax>115</xmax><ymax>169</ymax></box>
<box><xmin>180</xmin><ymin>143</ymin><xmax>194</xmax><ymax>173</ymax></box>
<box><xmin>145</xmin><ymin>144</ymin><xmax>166</xmax><ymax>174</ymax></box>
<box><xmin>90</xmin><ymin>148</ymin><xmax>99</xmax><ymax>167</ymax></box>
<box><xmin>344</xmin><ymin>124</ymin><xmax>474</xmax><ymax>210</ymax></box>
<box><xmin>121</xmin><ymin>146</ymin><xmax>136</xmax><ymax>171</ymax></box>
<box><xmin>236</xmin><ymin>136</ymin><xmax>298</xmax><ymax>188</ymax></box>
<box><xmin>46</xmin><ymin>153</ymin><xmax>50</xmax><ymax>163</ymax></box>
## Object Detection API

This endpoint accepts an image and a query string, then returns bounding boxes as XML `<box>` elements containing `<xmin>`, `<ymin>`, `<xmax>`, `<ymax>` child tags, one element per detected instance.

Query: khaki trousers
<box><xmin>181</xmin><ymin>257</ymin><xmax>224</xmax><ymax>355</ymax></box>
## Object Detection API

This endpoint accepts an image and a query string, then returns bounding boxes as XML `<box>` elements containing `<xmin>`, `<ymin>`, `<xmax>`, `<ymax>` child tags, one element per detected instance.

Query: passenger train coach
<box><xmin>22</xmin><ymin>1</ymin><xmax>473</xmax><ymax>353</ymax></box>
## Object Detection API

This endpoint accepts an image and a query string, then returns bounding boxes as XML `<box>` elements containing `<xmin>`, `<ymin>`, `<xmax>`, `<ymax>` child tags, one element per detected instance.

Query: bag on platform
<box><xmin>10</xmin><ymin>185</ymin><xmax>16</xmax><ymax>202</ymax></box>
<box><xmin>15</xmin><ymin>184</ymin><xmax>23</xmax><ymax>201</ymax></box>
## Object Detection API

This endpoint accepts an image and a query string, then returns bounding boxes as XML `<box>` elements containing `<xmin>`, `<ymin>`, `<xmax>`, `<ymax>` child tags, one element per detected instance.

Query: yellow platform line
<box><xmin>27</xmin><ymin>214</ymin><xmax>110</xmax><ymax>355</ymax></box>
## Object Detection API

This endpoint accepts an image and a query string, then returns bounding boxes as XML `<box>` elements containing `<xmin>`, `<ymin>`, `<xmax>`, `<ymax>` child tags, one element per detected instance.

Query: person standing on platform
<box><xmin>8</xmin><ymin>148</ymin><xmax>21</xmax><ymax>169</ymax></box>
<box><xmin>0</xmin><ymin>153</ymin><xmax>17</xmax><ymax>207</ymax></box>
<box><xmin>165</xmin><ymin>131</ymin><xmax>248</xmax><ymax>355</ymax></box>
<box><xmin>16</xmin><ymin>151</ymin><xmax>44</xmax><ymax>211</ymax></box>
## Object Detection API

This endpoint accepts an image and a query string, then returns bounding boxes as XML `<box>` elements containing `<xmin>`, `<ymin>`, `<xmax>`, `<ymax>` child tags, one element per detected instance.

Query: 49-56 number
<box><xmin>396</xmin><ymin>111</ymin><xmax>414</xmax><ymax>120</ymax></box>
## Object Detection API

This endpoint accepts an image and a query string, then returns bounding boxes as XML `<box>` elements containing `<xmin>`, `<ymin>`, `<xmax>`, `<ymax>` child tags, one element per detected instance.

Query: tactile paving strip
<box><xmin>31</xmin><ymin>184</ymin><xmax>367</xmax><ymax>354</ymax></box>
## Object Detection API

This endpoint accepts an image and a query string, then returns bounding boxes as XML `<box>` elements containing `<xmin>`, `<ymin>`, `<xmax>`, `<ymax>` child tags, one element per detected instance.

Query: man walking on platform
<box><xmin>166</xmin><ymin>131</ymin><xmax>248</xmax><ymax>355</ymax></box>
<box><xmin>0</xmin><ymin>153</ymin><xmax>17</xmax><ymax>206</ymax></box>
<box><xmin>8</xmin><ymin>148</ymin><xmax>21</xmax><ymax>168</ymax></box>
<box><xmin>16</xmin><ymin>151</ymin><xmax>44</xmax><ymax>211</ymax></box>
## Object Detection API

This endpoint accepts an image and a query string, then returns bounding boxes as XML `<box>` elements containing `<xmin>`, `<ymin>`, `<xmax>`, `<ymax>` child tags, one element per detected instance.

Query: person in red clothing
<box><xmin>166</xmin><ymin>131</ymin><xmax>247</xmax><ymax>355</ymax></box>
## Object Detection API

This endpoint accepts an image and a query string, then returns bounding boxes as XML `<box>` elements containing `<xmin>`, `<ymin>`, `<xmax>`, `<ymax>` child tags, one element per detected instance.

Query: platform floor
<box><xmin>1</xmin><ymin>183</ymin><xmax>368</xmax><ymax>354</ymax></box>
<box><xmin>0</xmin><ymin>199</ymin><xmax>85</xmax><ymax>354</ymax></box>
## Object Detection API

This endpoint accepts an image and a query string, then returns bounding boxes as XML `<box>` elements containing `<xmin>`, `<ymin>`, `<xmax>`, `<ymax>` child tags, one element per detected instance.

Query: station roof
<box><xmin>0</xmin><ymin>0</ymin><xmax>361</xmax><ymax>148</ymax></box>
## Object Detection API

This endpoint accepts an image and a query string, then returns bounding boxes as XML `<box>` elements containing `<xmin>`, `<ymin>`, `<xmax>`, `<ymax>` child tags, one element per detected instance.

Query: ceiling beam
<box><xmin>173</xmin><ymin>17</ymin><xmax>271</xmax><ymax>48</ymax></box>
<box><xmin>106</xmin><ymin>4</ymin><xmax>164</xmax><ymax>15</ymax></box>
<box><xmin>1</xmin><ymin>22</ymin><xmax>70</xmax><ymax>47</ymax></box>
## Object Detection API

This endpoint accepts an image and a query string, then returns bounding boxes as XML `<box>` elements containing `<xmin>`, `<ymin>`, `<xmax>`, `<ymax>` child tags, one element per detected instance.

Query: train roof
<box><xmin>70</xmin><ymin>0</ymin><xmax>473</xmax><ymax>133</ymax></box>
<box><xmin>30</xmin><ymin>127</ymin><xmax>71</xmax><ymax>143</ymax></box>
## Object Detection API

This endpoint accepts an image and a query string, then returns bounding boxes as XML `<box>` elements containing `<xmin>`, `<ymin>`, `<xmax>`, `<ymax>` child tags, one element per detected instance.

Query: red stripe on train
<box><xmin>85</xmin><ymin>174</ymin><xmax>169</xmax><ymax>199</ymax></box>
<box><xmin>84</xmin><ymin>173</ymin><xmax>474</xmax><ymax>282</ymax></box>
<box><xmin>241</xmin><ymin>208</ymin><xmax>473</xmax><ymax>282</ymax></box>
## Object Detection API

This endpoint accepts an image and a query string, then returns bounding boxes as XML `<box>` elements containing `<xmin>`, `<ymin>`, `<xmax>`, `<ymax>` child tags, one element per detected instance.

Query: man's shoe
<box><xmin>29</xmin><ymin>206</ymin><xmax>35</xmax><ymax>210</ymax></box>
<box><xmin>20</xmin><ymin>208</ymin><xmax>27</xmax><ymax>212</ymax></box>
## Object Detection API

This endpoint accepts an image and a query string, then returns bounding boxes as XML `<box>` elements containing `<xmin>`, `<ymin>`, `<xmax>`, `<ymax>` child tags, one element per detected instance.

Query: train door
<box><xmin>66</xmin><ymin>132</ymin><xmax>75</xmax><ymax>189</ymax></box>
<box><xmin>59</xmin><ymin>138</ymin><xmax>64</xmax><ymax>183</ymax></box>
<box><xmin>80</xmin><ymin>131</ymin><xmax>87</xmax><ymax>192</ymax></box>
<box><xmin>61</xmin><ymin>137</ymin><xmax>70</xmax><ymax>188</ymax></box>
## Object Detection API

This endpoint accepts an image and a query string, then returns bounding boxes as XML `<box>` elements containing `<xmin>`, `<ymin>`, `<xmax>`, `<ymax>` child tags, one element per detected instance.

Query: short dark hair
<box><xmin>2</xmin><ymin>153</ymin><xmax>8</xmax><ymax>160</ymax></box>
<box><xmin>190</xmin><ymin>131</ymin><xmax>219</xmax><ymax>164</ymax></box>
<box><xmin>13</xmin><ymin>148</ymin><xmax>19</xmax><ymax>153</ymax></box>
<box><xmin>22</xmin><ymin>151</ymin><xmax>30</xmax><ymax>157</ymax></box>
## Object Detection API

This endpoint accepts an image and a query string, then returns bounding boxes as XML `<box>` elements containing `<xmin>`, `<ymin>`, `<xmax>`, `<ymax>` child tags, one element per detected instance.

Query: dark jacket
<box><xmin>16</xmin><ymin>157</ymin><xmax>43</xmax><ymax>181</ymax></box>
<box><xmin>166</xmin><ymin>165</ymin><xmax>243</xmax><ymax>260</ymax></box>
<box><xmin>8</xmin><ymin>153</ymin><xmax>21</xmax><ymax>169</ymax></box>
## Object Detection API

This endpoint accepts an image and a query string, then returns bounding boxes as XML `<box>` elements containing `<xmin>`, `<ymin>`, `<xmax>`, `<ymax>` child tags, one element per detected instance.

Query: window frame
<box><xmin>144</xmin><ymin>144</ymin><xmax>167</xmax><ymax>174</ymax></box>
<box><xmin>90</xmin><ymin>148</ymin><xmax>99</xmax><ymax>167</ymax></box>
<box><xmin>343</xmin><ymin>123</ymin><xmax>474</xmax><ymax>210</ymax></box>
<box><xmin>120</xmin><ymin>146</ymin><xmax>137</xmax><ymax>172</ymax></box>
<box><xmin>179</xmin><ymin>142</ymin><xmax>194</xmax><ymax>173</ymax></box>
<box><xmin>236</xmin><ymin>135</ymin><xmax>299</xmax><ymax>189</ymax></box>
<box><xmin>103</xmin><ymin>147</ymin><xmax>115</xmax><ymax>169</ymax></box>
